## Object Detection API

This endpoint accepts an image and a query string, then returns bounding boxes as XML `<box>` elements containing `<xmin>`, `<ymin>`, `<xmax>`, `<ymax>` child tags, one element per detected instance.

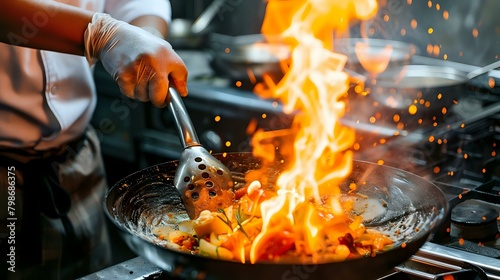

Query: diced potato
<box><xmin>178</xmin><ymin>220</ymin><xmax>195</xmax><ymax>234</ymax></box>
<box><xmin>321</xmin><ymin>244</ymin><xmax>351</xmax><ymax>262</ymax></box>
<box><xmin>334</xmin><ymin>244</ymin><xmax>351</xmax><ymax>260</ymax></box>
<box><xmin>348</xmin><ymin>216</ymin><xmax>362</xmax><ymax>231</ymax></box>
<box><xmin>198</xmin><ymin>239</ymin><xmax>234</xmax><ymax>260</ymax></box>
<box><xmin>210</xmin><ymin>232</ymin><xmax>229</xmax><ymax>246</ymax></box>
<box><xmin>239</xmin><ymin>195</ymin><xmax>257</xmax><ymax>216</ymax></box>
<box><xmin>192</xmin><ymin>210</ymin><xmax>231</xmax><ymax>237</ymax></box>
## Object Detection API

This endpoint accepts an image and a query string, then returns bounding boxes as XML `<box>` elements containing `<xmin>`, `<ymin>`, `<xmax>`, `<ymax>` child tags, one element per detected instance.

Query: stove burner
<box><xmin>450</xmin><ymin>200</ymin><xmax>499</xmax><ymax>241</ymax></box>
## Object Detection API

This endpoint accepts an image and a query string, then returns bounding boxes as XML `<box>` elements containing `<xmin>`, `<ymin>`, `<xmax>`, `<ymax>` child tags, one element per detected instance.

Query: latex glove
<box><xmin>84</xmin><ymin>13</ymin><xmax>188</xmax><ymax>107</ymax></box>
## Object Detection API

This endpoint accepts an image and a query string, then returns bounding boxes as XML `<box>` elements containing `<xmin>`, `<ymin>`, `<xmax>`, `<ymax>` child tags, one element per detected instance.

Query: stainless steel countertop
<box><xmin>79</xmin><ymin>242</ymin><xmax>500</xmax><ymax>280</ymax></box>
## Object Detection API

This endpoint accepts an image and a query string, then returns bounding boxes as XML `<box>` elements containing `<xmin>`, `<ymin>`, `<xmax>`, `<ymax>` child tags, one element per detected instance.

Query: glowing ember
<box><xmin>250</xmin><ymin>0</ymin><xmax>378</xmax><ymax>263</ymax></box>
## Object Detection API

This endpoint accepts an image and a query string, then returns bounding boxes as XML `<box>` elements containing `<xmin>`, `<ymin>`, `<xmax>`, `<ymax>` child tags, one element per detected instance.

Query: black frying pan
<box><xmin>104</xmin><ymin>153</ymin><xmax>448</xmax><ymax>280</ymax></box>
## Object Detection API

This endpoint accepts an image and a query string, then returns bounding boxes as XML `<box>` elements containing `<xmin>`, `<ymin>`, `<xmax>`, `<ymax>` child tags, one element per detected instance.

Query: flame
<box><xmin>249</xmin><ymin>0</ymin><xmax>378</xmax><ymax>263</ymax></box>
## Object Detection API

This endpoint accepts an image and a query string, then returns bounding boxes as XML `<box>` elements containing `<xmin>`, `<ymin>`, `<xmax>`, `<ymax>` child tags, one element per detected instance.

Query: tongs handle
<box><xmin>167</xmin><ymin>88</ymin><xmax>201</xmax><ymax>148</ymax></box>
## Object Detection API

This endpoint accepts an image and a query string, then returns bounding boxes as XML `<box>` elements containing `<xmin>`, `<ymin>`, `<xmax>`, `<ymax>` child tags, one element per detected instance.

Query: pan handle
<box><xmin>466</xmin><ymin>60</ymin><xmax>500</xmax><ymax>80</ymax></box>
<box><xmin>191</xmin><ymin>0</ymin><xmax>226</xmax><ymax>34</ymax></box>
<box><xmin>167</xmin><ymin>88</ymin><xmax>202</xmax><ymax>148</ymax></box>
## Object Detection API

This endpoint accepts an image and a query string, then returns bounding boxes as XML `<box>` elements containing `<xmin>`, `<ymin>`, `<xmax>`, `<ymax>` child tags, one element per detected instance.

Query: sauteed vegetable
<box><xmin>152</xmin><ymin>179</ymin><xmax>393</xmax><ymax>264</ymax></box>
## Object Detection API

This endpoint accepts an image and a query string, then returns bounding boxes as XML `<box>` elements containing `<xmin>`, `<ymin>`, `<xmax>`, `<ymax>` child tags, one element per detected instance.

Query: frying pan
<box><xmin>333</xmin><ymin>38</ymin><xmax>417</xmax><ymax>76</ymax></box>
<box><xmin>104</xmin><ymin>153</ymin><xmax>448</xmax><ymax>280</ymax></box>
<box><xmin>359</xmin><ymin>65</ymin><xmax>467</xmax><ymax>129</ymax></box>
<box><xmin>208</xmin><ymin>34</ymin><xmax>290</xmax><ymax>88</ymax></box>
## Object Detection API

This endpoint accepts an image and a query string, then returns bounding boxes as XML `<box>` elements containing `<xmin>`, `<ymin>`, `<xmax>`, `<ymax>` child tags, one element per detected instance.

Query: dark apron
<box><xmin>0</xmin><ymin>127</ymin><xmax>111</xmax><ymax>280</ymax></box>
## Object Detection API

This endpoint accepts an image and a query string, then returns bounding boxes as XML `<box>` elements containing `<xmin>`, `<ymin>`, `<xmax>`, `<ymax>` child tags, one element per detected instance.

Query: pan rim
<box><xmin>373</xmin><ymin>64</ymin><xmax>469</xmax><ymax>88</ymax></box>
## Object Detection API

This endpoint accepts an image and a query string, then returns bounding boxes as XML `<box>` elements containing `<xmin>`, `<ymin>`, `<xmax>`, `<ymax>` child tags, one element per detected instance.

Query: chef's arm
<box><xmin>0</xmin><ymin>0</ymin><xmax>92</xmax><ymax>55</ymax></box>
<box><xmin>129</xmin><ymin>16</ymin><xmax>169</xmax><ymax>39</ymax></box>
<box><xmin>0</xmin><ymin>1</ymin><xmax>170</xmax><ymax>54</ymax></box>
<box><xmin>0</xmin><ymin>0</ymin><xmax>188</xmax><ymax>106</ymax></box>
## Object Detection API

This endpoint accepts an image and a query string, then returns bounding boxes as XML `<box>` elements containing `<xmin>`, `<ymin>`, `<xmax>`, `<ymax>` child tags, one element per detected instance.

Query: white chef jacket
<box><xmin>0</xmin><ymin>0</ymin><xmax>171</xmax><ymax>151</ymax></box>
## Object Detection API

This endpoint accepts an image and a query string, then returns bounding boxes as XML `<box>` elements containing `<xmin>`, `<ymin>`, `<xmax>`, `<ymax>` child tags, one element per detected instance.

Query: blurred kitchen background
<box><xmin>91</xmin><ymin>0</ymin><xmax>500</xmax><ymax>187</ymax></box>
<box><xmin>89</xmin><ymin>0</ymin><xmax>500</xmax><ymax>269</ymax></box>
<box><xmin>91</xmin><ymin>0</ymin><xmax>500</xmax><ymax>183</ymax></box>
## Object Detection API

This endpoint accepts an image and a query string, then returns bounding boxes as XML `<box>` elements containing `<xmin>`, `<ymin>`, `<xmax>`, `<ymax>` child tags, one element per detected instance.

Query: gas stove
<box><xmin>85</xmin><ymin>52</ymin><xmax>500</xmax><ymax>279</ymax></box>
<box><xmin>346</xmin><ymin>57</ymin><xmax>500</xmax><ymax>279</ymax></box>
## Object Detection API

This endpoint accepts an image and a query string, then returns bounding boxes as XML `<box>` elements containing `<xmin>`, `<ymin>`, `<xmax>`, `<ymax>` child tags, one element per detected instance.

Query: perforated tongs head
<box><xmin>167</xmin><ymin>88</ymin><xmax>234</xmax><ymax>219</ymax></box>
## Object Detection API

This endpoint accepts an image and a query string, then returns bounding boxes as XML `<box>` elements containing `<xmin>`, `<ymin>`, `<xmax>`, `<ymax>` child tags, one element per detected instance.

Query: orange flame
<box><xmin>249</xmin><ymin>0</ymin><xmax>378</xmax><ymax>263</ymax></box>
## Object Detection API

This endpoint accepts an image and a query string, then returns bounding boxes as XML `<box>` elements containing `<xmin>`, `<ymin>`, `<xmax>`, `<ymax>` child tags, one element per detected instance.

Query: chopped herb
<box><xmin>235</xmin><ymin>205</ymin><xmax>250</xmax><ymax>240</ymax></box>
<box><xmin>217</xmin><ymin>208</ymin><xmax>233</xmax><ymax>230</ymax></box>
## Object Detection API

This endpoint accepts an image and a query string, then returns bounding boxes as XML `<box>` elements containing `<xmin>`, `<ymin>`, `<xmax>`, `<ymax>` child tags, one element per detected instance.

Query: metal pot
<box><xmin>104</xmin><ymin>153</ymin><xmax>448</xmax><ymax>280</ymax></box>
<box><xmin>365</xmin><ymin>65</ymin><xmax>469</xmax><ymax>128</ymax></box>
<box><xmin>208</xmin><ymin>33</ymin><xmax>290</xmax><ymax>88</ymax></box>
<box><xmin>333</xmin><ymin>38</ymin><xmax>417</xmax><ymax>75</ymax></box>
<box><xmin>346</xmin><ymin>60</ymin><xmax>500</xmax><ymax>130</ymax></box>
<box><xmin>344</xmin><ymin>65</ymin><xmax>469</xmax><ymax>130</ymax></box>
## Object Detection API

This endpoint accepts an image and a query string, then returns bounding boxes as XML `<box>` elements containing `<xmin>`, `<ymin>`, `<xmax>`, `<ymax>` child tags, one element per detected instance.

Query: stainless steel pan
<box><xmin>333</xmin><ymin>38</ymin><xmax>417</xmax><ymax>76</ymax></box>
<box><xmin>208</xmin><ymin>34</ymin><xmax>290</xmax><ymax>88</ymax></box>
<box><xmin>104</xmin><ymin>153</ymin><xmax>448</xmax><ymax>280</ymax></box>
<box><xmin>358</xmin><ymin>63</ymin><xmax>500</xmax><ymax>129</ymax></box>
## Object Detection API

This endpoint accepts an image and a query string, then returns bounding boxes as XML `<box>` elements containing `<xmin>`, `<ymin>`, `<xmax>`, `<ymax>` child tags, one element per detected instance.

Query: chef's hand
<box><xmin>84</xmin><ymin>13</ymin><xmax>188</xmax><ymax>107</ymax></box>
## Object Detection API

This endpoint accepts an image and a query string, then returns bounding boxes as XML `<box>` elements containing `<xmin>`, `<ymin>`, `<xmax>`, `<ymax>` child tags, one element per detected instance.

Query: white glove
<box><xmin>84</xmin><ymin>13</ymin><xmax>188</xmax><ymax>107</ymax></box>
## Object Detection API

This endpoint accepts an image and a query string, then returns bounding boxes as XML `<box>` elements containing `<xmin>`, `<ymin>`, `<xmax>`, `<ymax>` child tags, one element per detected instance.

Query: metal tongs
<box><xmin>166</xmin><ymin>88</ymin><xmax>234</xmax><ymax>219</ymax></box>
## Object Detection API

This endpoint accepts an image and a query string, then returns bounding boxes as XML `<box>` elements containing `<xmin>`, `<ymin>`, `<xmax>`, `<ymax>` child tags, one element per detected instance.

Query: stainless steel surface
<box><xmin>167</xmin><ymin>88</ymin><xmax>234</xmax><ymax>219</ymax></box>
<box><xmin>415</xmin><ymin>243</ymin><xmax>500</xmax><ymax>280</ymax></box>
<box><xmin>80</xmin><ymin>242</ymin><xmax>500</xmax><ymax>280</ymax></box>
<box><xmin>77</xmin><ymin>257</ymin><xmax>161</xmax><ymax>280</ymax></box>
